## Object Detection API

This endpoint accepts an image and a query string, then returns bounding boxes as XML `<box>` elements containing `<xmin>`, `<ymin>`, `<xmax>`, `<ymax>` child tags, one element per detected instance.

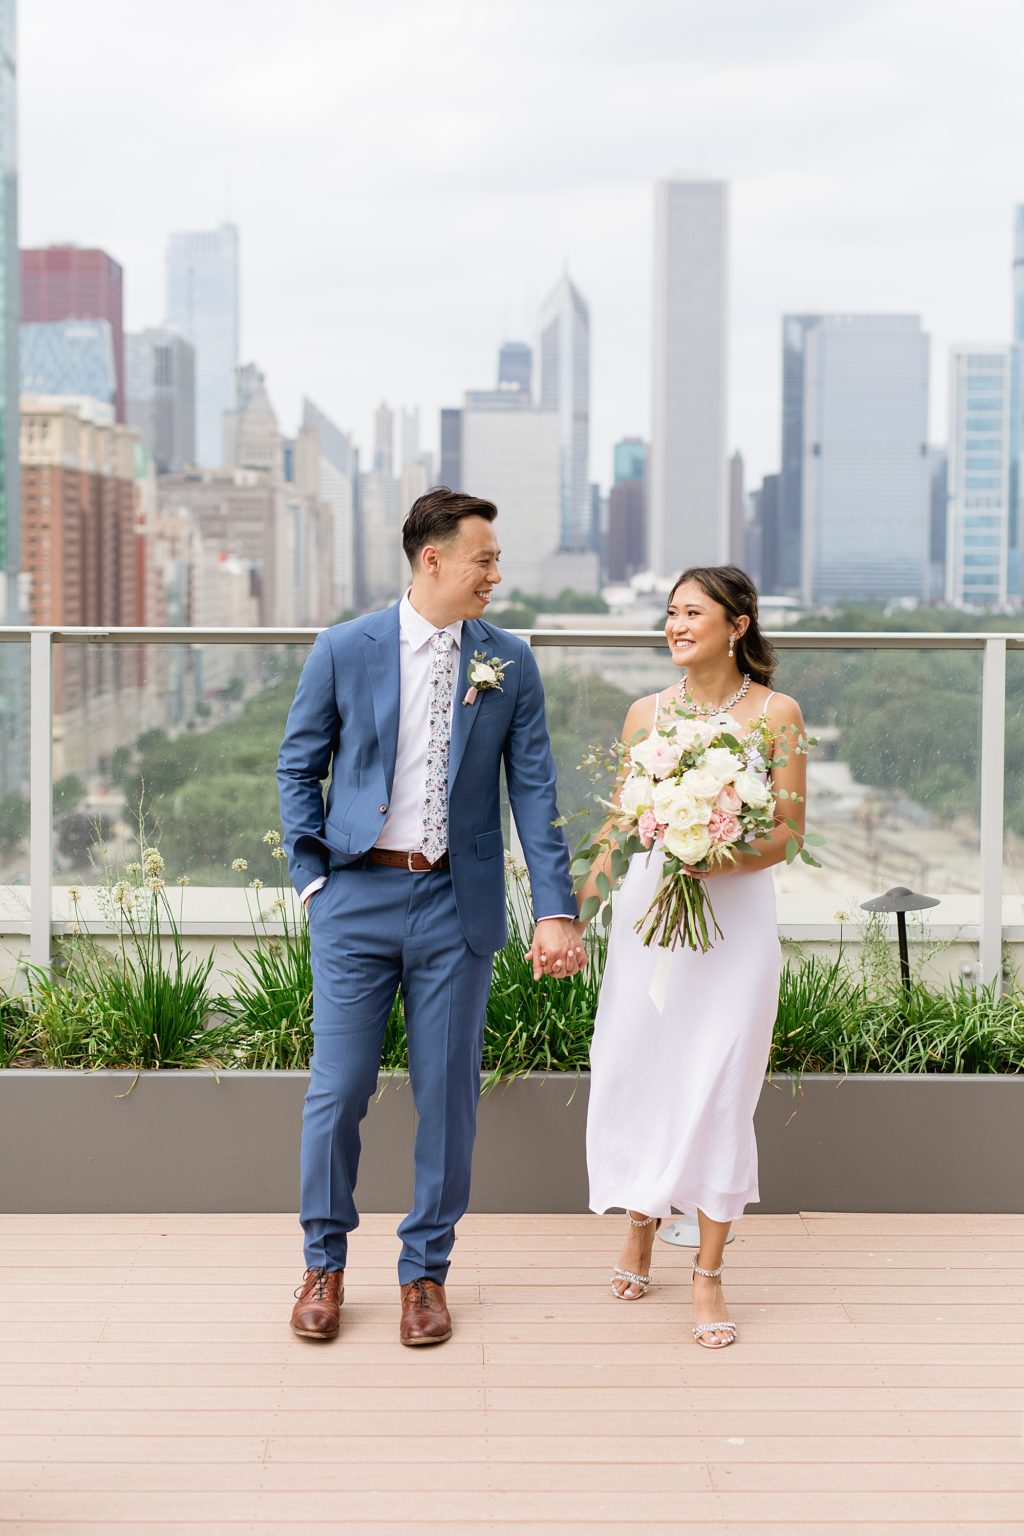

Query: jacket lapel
<box><xmin>447</xmin><ymin>621</ymin><xmax>485</xmax><ymax>794</ymax></box>
<box><xmin>361</xmin><ymin>602</ymin><xmax>401</xmax><ymax>797</ymax></box>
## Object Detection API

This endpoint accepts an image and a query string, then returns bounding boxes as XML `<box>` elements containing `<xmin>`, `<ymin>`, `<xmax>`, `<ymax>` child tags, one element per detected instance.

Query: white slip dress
<box><xmin>586</xmin><ymin>691</ymin><xmax>782</xmax><ymax>1224</ymax></box>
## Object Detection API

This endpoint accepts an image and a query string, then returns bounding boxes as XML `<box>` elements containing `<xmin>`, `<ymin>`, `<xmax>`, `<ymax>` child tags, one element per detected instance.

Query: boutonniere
<box><xmin>463</xmin><ymin>649</ymin><xmax>515</xmax><ymax>706</ymax></box>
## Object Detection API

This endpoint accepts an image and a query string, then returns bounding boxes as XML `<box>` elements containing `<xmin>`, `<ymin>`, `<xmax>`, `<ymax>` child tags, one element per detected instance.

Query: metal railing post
<box><xmin>29</xmin><ymin>630</ymin><xmax>53</xmax><ymax>971</ymax></box>
<box><xmin>979</xmin><ymin>636</ymin><xmax>1006</xmax><ymax>991</ymax></box>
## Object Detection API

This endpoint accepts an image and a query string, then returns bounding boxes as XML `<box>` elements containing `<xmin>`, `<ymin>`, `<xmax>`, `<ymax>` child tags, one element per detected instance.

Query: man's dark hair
<box><xmin>402</xmin><ymin>486</ymin><xmax>498</xmax><ymax>565</ymax></box>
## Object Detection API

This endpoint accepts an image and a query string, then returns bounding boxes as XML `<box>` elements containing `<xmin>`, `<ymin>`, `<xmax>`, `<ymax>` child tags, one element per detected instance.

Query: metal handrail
<box><xmin>0</xmin><ymin>624</ymin><xmax>1022</xmax><ymax>647</ymax></box>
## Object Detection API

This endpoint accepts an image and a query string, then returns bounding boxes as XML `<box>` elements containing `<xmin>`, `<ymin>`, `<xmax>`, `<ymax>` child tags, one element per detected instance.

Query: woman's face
<box><xmin>663</xmin><ymin>580</ymin><xmax>740</xmax><ymax>669</ymax></box>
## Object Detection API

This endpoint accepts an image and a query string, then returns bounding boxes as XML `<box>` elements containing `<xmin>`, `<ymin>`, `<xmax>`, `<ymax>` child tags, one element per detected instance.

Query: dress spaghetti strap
<box><xmin>764</xmin><ymin>690</ymin><xmax>776</xmax><ymax>710</ymax></box>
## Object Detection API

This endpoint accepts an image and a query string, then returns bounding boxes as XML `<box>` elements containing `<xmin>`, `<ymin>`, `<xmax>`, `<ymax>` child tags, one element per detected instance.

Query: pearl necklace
<box><xmin>678</xmin><ymin>672</ymin><xmax>751</xmax><ymax>717</ymax></box>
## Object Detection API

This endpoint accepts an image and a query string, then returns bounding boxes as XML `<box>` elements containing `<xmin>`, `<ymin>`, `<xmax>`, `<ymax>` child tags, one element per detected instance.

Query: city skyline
<box><xmin>18</xmin><ymin>0</ymin><xmax>1024</xmax><ymax>493</ymax></box>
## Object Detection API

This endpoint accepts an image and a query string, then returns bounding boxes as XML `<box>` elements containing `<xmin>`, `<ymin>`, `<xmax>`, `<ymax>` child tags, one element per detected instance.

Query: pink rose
<box><xmin>708</xmin><ymin>809</ymin><xmax>742</xmax><ymax>844</ymax></box>
<box><xmin>637</xmin><ymin>808</ymin><xmax>660</xmax><ymax>848</ymax></box>
<box><xmin>717</xmin><ymin>783</ymin><xmax>742</xmax><ymax>814</ymax></box>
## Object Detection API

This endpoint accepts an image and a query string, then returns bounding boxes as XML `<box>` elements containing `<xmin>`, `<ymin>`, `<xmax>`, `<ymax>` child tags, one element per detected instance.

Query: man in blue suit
<box><xmin>278</xmin><ymin>488</ymin><xmax>582</xmax><ymax>1345</ymax></box>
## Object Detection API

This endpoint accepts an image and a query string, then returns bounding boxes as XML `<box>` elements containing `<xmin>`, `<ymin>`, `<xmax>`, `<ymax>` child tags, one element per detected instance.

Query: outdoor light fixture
<box><xmin>860</xmin><ymin>885</ymin><xmax>940</xmax><ymax>993</ymax></box>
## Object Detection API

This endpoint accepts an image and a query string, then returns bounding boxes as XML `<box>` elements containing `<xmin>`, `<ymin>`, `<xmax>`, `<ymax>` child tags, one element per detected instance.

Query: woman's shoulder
<box><xmin>759</xmin><ymin>685</ymin><xmax>802</xmax><ymax>722</ymax></box>
<box><xmin>622</xmin><ymin>690</ymin><xmax>662</xmax><ymax>738</ymax></box>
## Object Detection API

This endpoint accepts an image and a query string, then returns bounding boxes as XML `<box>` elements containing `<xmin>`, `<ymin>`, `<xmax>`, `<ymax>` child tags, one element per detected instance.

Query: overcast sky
<box><xmin>19</xmin><ymin>0</ymin><xmax>1024</xmax><ymax>490</ymax></box>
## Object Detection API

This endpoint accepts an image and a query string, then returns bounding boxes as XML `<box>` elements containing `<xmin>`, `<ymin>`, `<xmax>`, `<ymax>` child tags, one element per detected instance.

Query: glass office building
<box><xmin>947</xmin><ymin>345</ymin><xmax>1012</xmax><ymax>608</ymax></box>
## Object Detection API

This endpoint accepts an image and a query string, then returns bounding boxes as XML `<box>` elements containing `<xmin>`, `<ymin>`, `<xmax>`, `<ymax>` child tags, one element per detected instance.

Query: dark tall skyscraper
<box><xmin>498</xmin><ymin>340</ymin><xmax>532</xmax><ymax>397</ymax></box>
<box><xmin>778</xmin><ymin>315</ymin><xmax>820</xmax><ymax>595</ymax></box>
<box><xmin>440</xmin><ymin>407</ymin><xmax>462</xmax><ymax>488</ymax></box>
<box><xmin>21</xmin><ymin>245</ymin><xmax>125</xmax><ymax>421</ymax></box>
<box><xmin>752</xmin><ymin>473</ymin><xmax>781</xmax><ymax>592</ymax></box>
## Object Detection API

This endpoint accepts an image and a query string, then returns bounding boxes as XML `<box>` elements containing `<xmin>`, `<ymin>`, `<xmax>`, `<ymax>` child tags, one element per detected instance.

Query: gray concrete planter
<box><xmin>1</xmin><ymin>1069</ymin><xmax>1021</xmax><ymax>1214</ymax></box>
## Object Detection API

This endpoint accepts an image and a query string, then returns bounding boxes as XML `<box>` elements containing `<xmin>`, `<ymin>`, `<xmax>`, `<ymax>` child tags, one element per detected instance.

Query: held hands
<box><xmin>525</xmin><ymin>917</ymin><xmax>587</xmax><ymax>982</ymax></box>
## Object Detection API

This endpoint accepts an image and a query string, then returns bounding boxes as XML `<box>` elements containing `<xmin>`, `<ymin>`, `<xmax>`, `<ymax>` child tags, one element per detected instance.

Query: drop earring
<box><xmin>728</xmin><ymin>637</ymin><xmax>735</xmax><ymax>659</ymax></box>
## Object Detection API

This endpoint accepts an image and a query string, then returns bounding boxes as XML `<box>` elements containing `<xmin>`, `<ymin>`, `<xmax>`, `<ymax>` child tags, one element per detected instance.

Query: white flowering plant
<box><xmin>573</xmin><ymin>706</ymin><xmax>821</xmax><ymax>953</ymax></box>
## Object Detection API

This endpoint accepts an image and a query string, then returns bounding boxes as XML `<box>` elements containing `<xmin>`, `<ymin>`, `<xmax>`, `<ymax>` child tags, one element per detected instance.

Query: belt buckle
<box><xmin>408</xmin><ymin>850</ymin><xmax>419</xmax><ymax>872</ymax></box>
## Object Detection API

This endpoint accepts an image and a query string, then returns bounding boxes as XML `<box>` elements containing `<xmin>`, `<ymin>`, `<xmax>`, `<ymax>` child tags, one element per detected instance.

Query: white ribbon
<box><xmin>649</xmin><ymin>948</ymin><xmax>672</xmax><ymax>1014</ymax></box>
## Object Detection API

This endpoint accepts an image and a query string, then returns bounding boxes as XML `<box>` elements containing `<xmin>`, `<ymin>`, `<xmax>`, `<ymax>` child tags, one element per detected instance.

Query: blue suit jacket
<box><xmin>276</xmin><ymin>602</ymin><xmax>576</xmax><ymax>956</ymax></box>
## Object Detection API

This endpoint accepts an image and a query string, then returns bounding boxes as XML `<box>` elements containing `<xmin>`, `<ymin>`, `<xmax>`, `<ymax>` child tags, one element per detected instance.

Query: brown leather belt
<box><xmin>368</xmin><ymin>848</ymin><xmax>450</xmax><ymax>872</ymax></box>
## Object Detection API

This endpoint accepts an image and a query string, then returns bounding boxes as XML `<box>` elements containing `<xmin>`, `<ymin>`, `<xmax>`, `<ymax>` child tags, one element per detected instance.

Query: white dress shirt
<box><xmin>300</xmin><ymin>591</ymin><xmax>575</xmax><ymax>922</ymax></box>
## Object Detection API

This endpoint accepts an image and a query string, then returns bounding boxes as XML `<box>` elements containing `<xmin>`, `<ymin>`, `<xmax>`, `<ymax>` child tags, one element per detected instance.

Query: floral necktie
<box><xmin>420</xmin><ymin>630</ymin><xmax>455</xmax><ymax>863</ymax></box>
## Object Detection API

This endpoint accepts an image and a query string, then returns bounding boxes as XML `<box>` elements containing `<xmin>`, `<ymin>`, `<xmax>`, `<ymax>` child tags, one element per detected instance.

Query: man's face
<box><xmin>430</xmin><ymin>516</ymin><xmax>503</xmax><ymax>619</ymax></box>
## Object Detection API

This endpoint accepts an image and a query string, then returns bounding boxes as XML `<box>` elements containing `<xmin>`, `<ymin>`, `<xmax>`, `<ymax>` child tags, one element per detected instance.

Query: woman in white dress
<box><xmin>578</xmin><ymin>566</ymin><xmax>808</xmax><ymax>1350</ymax></box>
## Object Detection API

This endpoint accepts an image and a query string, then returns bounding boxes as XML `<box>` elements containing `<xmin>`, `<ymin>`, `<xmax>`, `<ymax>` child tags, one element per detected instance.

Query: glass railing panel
<box><xmin>1003</xmin><ymin>644</ymin><xmax>1024</xmax><ymax>900</ymax></box>
<box><xmin>52</xmin><ymin>639</ymin><xmax>306</xmax><ymax>889</ymax></box>
<box><xmin>531</xmin><ymin>637</ymin><xmax>983</xmax><ymax>923</ymax></box>
<box><xmin>774</xmin><ymin>644</ymin><xmax>982</xmax><ymax>918</ymax></box>
<box><xmin>0</xmin><ymin>640</ymin><xmax>31</xmax><ymax>917</ymax></box>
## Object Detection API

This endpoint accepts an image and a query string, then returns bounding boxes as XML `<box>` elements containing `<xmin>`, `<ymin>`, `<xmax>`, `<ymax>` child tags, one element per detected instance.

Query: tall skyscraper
<box><xmin>498</xmin><ymin>340</ymin><xmax>532</xmax><ymax>396</ymax></box>
<box><xmin>0</xmin><ymin>1</ymin><xmax>17</xmax><ymax>627</ymax></box>
<box><xmin>800</xmin><ymin>315</ymin><xmax>930</xmax><ymax>605</ymax></box>
<box><xmin>946</xmin><ymin>346</ymin><xmax>1011</xmax><ymax>608</ymax></box>
<box><xmin>165</xmin><ymin>223</ymin><xmax>239</xmax><ymax>468</ymax></box>
<box><xmin>461</xmin><ymin>390</ymin><xmax>597</xmax><ymax>596</ymax></box>
<box><xmin>539</xmin><ymin>273</ymin><xmax>590</xmax><ymax>551</ymax></box>
<box><xmin>753</xmin><ymin>473</ymin><xmax>782</xmax><ymax>593</ymax></box>
<box><xmin>649</xmin><ymin>178</ymin><xmax>729</xmax><ymax>578</ymax></box>
<box><xmin>1009</xmin><ymin>205</ymin><xmax>1024</xmax><ymax>600</ymax></box>
<box><xmin>300</xmin><ymin>397</ymin><xmax>355</xmax><ymax>617</ymax></box>
<box><xmin>400</xmin><ymin>407</ymin><xmax>419</xmax><ymax>472</ymax></box>
<box><xmin>440</xmin><ymin>407</ymin><xmax>462</xmax><ymax>488</ymax></box>
<box><xmin>729</xmin><ymin>451</ymin><xmax>745</xmax><ymax>565</ymax></box>
<box><xmin>778</xmin><ymin>315</ymin><xmax>822</xmax><ymax>595</ymax></box>
<box><xmin>125</xmin><ymin>328</ymin><xmax>195</xmax><ymax>472</ymax></box>
<box><xmin>223</xmin><ymin>362</ymin><xmax>282</xmax><ymax>477</ymax></box>
<box><xmin>373</xmin><ymin>402</ymin><xmax>394</xmax><ymax>473</ymax></box>
<box><xmin>20</xmin><ymin>320</ymin><xmax>116</xmax><ymax>410</ymax></box>
<box><xmin>613</xmin><ymin>437</ymin><xmax>646</xmax><ymax>485</ymax></box>
<box><xmin>21</xmin><ymin>246</ymin><xmax>124</xmax><ymax>422</ymax></box>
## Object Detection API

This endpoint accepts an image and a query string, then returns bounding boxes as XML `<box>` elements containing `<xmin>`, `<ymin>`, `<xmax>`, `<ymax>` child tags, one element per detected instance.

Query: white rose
<box><xmin>471</xmin><ymin>663</ymin><xmax>498</xmax><ymax>686</ymax></box>
<box><xmin>672</xmin><ymin>717</ymin><xmax>719</xmax><ymax>753</ymax></box>
<box><xmin>678</xmin><ymin>766</ymin><xmax>721</xmax><ymax>801</ymax></box>
<box><xmin>651</xmin><ymin>779</ymin><xmax>709</xmax><ymax>831</ymax></box>
<box><xmin>693</xmin><ymin>747</ymin><xmax>742</xmax><ymax>792</ymax></box>
<box><xmin>663</xmin><ymin>822</ymin><xmax>713</xmax><ymax>865</ymax></box>
<box><xmin>733</xmin><ymin>769</ymin><xmax>773</xmax><ymax>809</ymax></box>
<box><xmin>618</xmin><ymin>772</ymin><xmax>653</xmax><ymax>818</ymax></box>
<box><xmin>630</xmin><ymin>732</ymin><xmax>683</xmax><ymax>779</ymax></box>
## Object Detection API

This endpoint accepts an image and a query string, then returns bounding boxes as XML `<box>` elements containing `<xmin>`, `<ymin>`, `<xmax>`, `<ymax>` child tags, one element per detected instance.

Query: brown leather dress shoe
<box><xmin>400</xmin><ymin>1278</ymin><xmax>452</xmax><ymax>1346</ymax></box>
<box><xmin>290</xmin><ymin>1267</ymin><xmax>343</xmax><ymax>1340</ymax></box>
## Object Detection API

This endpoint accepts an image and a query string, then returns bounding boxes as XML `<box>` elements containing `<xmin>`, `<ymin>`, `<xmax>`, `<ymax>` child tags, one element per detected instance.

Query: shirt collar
<box><xmin>400</xmin><ymin>589</ymin><xmax>463</xmax><ymax>654</ymax></box>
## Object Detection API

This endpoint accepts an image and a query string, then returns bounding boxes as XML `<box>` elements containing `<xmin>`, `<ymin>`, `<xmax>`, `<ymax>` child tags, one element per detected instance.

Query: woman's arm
<box><xmin>715</xmin><ymin>694</ymin><xmax>809</xmax><ymax>876</ymax></box>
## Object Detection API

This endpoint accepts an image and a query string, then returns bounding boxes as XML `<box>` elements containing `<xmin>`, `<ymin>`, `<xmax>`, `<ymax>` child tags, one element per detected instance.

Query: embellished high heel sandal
<box><xmin>610</xmin><ymin>1211</ymin><xmax>663</xmax><ymax>1300</ymax></box>
<box><xmin>691</xmin><ymin>1254</ymin><xmax>737</xmax><ymax>1348</ymax></box>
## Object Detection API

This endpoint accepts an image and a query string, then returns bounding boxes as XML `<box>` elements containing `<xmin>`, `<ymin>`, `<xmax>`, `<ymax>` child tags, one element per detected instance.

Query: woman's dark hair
<box><xmin>668</xmin><ymin>564</ymin><xmax>776</xmax><ymax>687</ymax></box>
<box><xmin>402</xmin><ymin>486</ymin><xmax>498</xmax><ymax>565</ymax></box>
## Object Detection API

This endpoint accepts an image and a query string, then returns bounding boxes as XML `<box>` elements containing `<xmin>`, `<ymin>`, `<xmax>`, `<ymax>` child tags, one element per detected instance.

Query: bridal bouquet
<box><xmin>573</xmin><ymin>707</ymin><xmax>819</xmax><ymax>953</ymax></box>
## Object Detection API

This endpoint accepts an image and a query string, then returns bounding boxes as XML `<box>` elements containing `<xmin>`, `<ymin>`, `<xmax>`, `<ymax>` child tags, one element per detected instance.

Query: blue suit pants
<box><xmin>301</xmin><ymin>861</ymin><xmax>493</xmax><ymax>1284</ymax></box>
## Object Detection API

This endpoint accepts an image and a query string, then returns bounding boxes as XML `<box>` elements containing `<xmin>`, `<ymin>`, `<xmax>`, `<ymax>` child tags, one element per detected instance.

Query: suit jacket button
<box><xmin>378</xmin><ymin>803</ymin><xmax>388</xmax><ymax>814</ymax></box>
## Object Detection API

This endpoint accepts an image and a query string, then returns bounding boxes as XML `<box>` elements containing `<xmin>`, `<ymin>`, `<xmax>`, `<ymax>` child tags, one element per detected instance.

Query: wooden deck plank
<box><xmin>3</xmin><ymin>1211</ymin><xmax>1024</xmax><ymax>1532</ymax></box>
<box><xmin>4</xmin><ymin>1488</ymin><xmax>1024</xmax><ymax>1519</ymax></box>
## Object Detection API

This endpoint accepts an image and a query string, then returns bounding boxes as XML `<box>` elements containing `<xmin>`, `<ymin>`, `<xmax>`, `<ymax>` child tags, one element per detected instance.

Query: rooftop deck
<box><xmin>1</xmin><ymin>1211</ymin><xmax>1023</xmax><ymax>1533</ymax></box>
